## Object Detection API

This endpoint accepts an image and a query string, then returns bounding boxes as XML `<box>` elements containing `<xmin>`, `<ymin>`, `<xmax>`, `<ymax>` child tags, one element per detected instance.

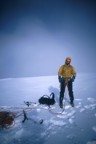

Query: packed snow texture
<box><xmin>0</xmin><ymin>73</ymin><xmax>96</xmax><ymax>144</ymax></box>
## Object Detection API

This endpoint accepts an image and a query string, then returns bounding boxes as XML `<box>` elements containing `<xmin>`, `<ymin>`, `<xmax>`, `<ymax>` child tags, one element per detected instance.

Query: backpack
<box><xmin>38</xmin><ymin>92</ymin><xmax>55</xmax><ymax>106</ymax></box>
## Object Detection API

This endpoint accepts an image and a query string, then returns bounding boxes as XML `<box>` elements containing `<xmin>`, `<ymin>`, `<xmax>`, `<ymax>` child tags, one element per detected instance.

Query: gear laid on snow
<box><xmin>24</xmin><ymin>101</ymin><xmax>36</xmax><ymax>107</ymax></box>
<box><xmin>0</xmin><ymin>111</ymin><xmax>15</xmax><ymax>128</ymax></box>
<box><xmin>38</xmin><ymin>92</ymin><xmax>55</xmax><ymax>106</ymax></box>
<box><xmin>0</xmin><ymin>106</ymin><xmax>43</xmax><ymax>129</ymax></box>
<box><xmin>22</xmin><ymin>110</ymin><xmax>28</xmax><ymax>123</ymax></box>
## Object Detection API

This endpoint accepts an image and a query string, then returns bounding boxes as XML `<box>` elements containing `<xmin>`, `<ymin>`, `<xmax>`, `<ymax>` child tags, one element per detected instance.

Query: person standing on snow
<box><xmin>58</xmin><ymin>57</ymin><xmax>76</xmax><ymax>108</ymax></box>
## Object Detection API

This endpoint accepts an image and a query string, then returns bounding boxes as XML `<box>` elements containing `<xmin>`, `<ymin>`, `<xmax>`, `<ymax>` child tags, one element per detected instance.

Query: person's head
<box><xmin>65</xmin><ymin>57</ymin><xmax>71</xmax><ymax>65</ymax></box>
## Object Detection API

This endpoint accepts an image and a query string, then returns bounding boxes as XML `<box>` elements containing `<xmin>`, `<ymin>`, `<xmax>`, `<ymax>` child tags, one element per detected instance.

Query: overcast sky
<box><xmin>0</xmin><ymin>0</ymin><xmax>96</xmax><ymax>78</ymax></box>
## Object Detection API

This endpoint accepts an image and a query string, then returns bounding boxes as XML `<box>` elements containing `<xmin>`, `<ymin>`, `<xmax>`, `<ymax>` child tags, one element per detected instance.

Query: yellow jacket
<box><xmin>58</xmin><ymin>64</ymin><xmax>76</xmax><ymax>78</ymax></box>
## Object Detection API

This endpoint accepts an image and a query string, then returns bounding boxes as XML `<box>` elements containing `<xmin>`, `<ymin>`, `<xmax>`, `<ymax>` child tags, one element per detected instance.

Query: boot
<box><xmin>59</xmin><ymin>101</ymin><xmax>63</xmax><ymax>108</ymax></box>
<box><xmin>70</xmin><ymin>101</ymin><xmax>74</xmax><ymax>107</ymax></box>
<box><xmin>59</xmin><ymin>97</ymin><xmax>63</xmax><ymax>108</ymax></box>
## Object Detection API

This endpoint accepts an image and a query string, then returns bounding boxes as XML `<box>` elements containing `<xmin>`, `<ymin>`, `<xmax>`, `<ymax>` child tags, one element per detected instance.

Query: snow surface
<box><xmin>0</xmin><ymin>73</ymin><xmax>96</xmax><ymax>144</ymax></box>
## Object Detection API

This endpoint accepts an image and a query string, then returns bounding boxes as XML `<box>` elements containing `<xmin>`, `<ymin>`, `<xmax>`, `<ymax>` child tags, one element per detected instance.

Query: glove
<box><xmin>58</xmin><ymin>76</ymin><xmax>62</xmax><ymax>83</ymax></box>
<box><xmin>71</xmin><ymin>76</ymin><xmax>75</xmax><ymax>82</ymax></box>
<box><xmin>58</xmin><ymin>76</ymin><xmax>65</xmax><ymax>83</ymax></box>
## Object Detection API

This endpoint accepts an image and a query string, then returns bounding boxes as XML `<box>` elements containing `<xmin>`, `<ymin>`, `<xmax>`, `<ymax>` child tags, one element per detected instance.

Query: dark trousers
<box><xmin>59</xmin><ymin>80</ymin><xmax>74</xmax><ymax>103</ymax></box>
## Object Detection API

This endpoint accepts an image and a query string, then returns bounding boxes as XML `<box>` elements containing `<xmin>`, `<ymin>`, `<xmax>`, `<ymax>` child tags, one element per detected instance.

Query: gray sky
<box><xmin>0</xmin><ymin>0</ymin><xmax>96</xmax><ymax>78</ymax></box>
